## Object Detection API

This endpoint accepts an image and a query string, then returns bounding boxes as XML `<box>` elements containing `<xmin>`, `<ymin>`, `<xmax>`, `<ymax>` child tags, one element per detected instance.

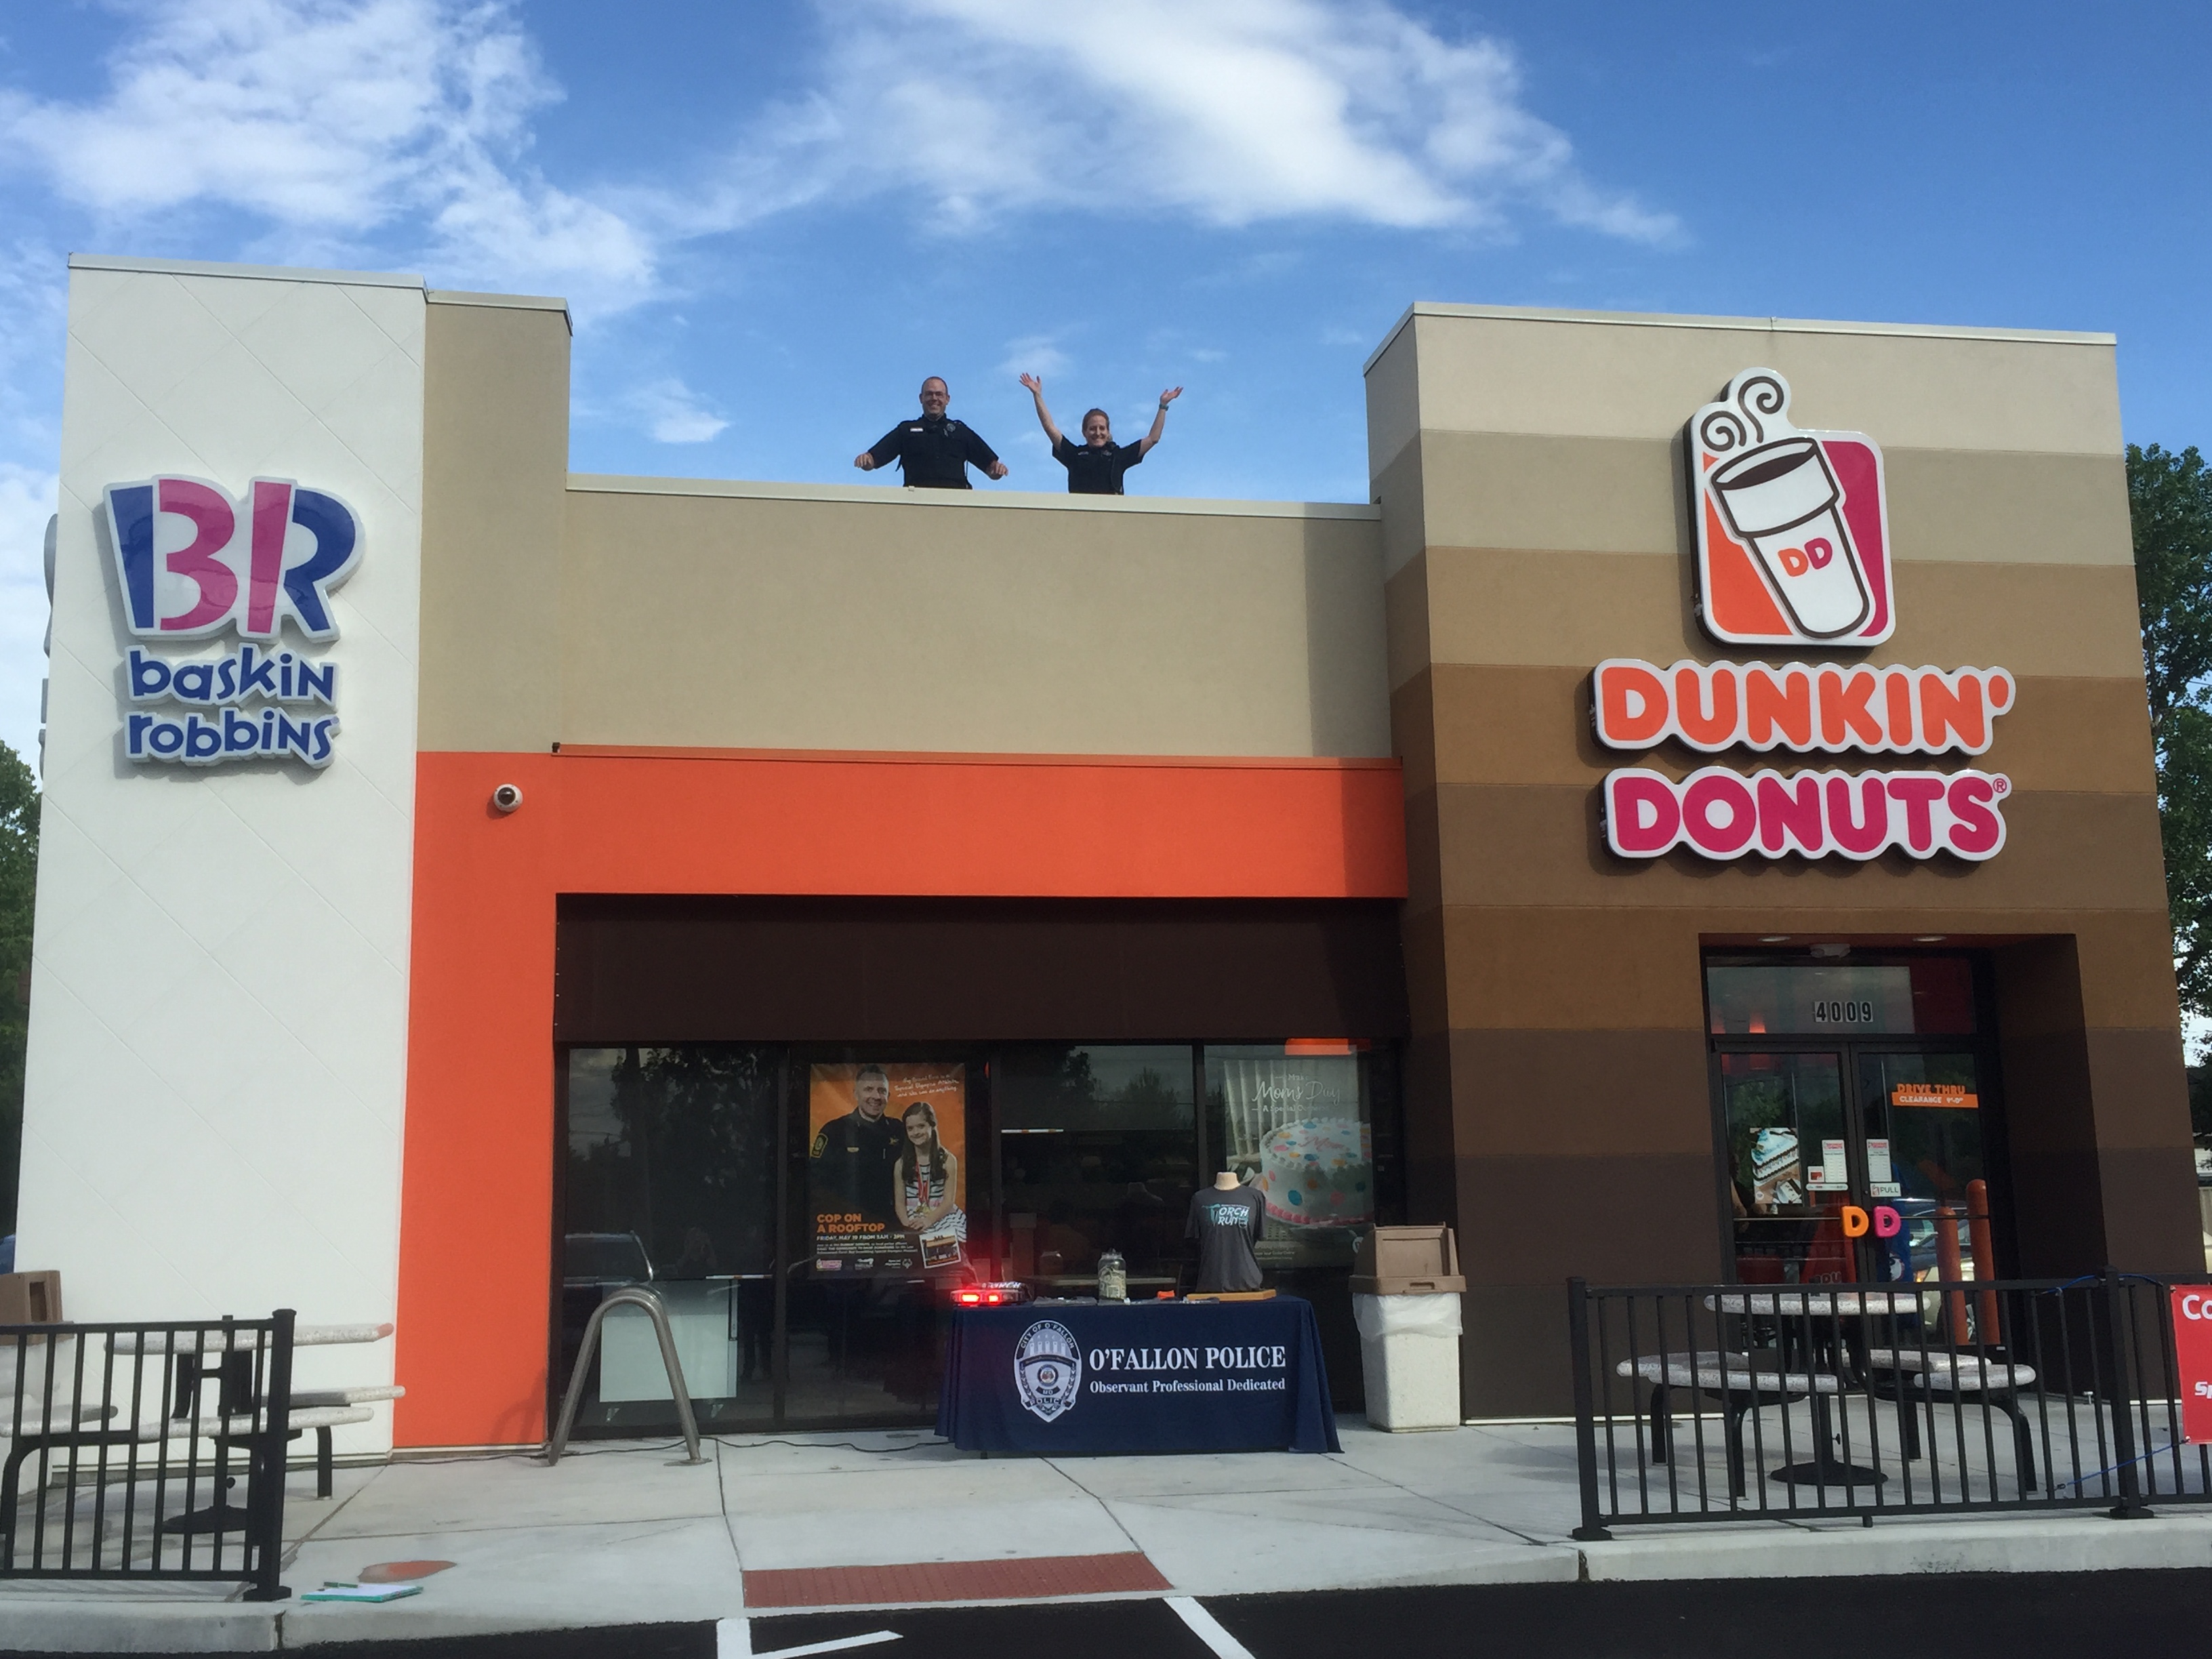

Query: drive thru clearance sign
<box><xmin>2174</xmin><ymin>1288</ymin><xmax>2212</xmax><ymax>1443</ymax></box>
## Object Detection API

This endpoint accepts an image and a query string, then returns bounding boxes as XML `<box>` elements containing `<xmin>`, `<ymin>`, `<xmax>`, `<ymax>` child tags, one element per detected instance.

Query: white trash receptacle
<box><xmin>1353</xmin><ymin>1292</ymin><xmax>1462</xmax><ymax>1431</ymax></box>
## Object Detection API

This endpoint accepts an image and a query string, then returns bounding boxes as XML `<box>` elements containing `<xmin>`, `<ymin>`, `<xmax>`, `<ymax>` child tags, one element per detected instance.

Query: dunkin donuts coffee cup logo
<box><xmin>1693</xmin><ymin>369</ymin><xmax>1894</xmax><ymax>646</ymax></box>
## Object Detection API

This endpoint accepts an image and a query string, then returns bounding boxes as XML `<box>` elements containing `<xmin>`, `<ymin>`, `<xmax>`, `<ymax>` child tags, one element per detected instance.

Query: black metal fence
<box><xmin>1</xmin><ymin>1311</ymin><xmax>295</xmax><ymax>1598</ymax></box>
<box><xmin>1568</xmin><ymin>1272</ymin><xmax>2211</xmax><ymax>1538</ymax></box>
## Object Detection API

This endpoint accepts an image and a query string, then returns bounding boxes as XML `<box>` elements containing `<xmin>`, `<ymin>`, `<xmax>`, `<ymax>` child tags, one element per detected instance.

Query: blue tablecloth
<box><xmin>936</xmin><ymin>1295</ymin><xmax>1339</xmax><ymax>1455</ymax></box>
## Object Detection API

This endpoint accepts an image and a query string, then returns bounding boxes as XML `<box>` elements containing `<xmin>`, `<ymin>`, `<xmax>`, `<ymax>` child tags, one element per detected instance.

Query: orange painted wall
<box><xmin>394</xmin><ymin>747</ymin><xmax>1407</xmax><ymax>1447</ymax></box>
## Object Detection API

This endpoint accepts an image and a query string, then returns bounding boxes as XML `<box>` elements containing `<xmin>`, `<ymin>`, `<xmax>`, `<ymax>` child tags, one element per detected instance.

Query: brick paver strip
<box><xmin>743</xmin><ymin>1551</ymin><xmax>1172</xmax><ymax>1608</ymax></box>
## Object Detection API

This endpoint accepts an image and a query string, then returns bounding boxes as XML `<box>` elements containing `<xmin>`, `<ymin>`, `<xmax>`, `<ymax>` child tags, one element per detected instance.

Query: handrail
<box><xmin>545</xmin><ymin>1286</ymin><xmax>703</xmax><ymax>1466</ymax></box>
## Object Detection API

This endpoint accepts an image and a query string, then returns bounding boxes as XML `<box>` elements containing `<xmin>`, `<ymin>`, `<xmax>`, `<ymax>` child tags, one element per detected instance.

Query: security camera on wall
<box><xmin>491</xmin><ymin>783</ymin><xmax>523</xmax><ymax>814</ymax></box>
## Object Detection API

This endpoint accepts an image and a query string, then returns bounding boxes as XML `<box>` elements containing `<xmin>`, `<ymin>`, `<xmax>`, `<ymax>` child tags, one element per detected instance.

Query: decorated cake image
<box><xmin>1749</xmin><ymin>1126</ymin><xmax>1804</xmax><ymax>1210</ymax></box>
<box><xmin>1256</xmin><ymin>1118</ymin><xmax>1373</xmax><ymax>1228</ymax></box>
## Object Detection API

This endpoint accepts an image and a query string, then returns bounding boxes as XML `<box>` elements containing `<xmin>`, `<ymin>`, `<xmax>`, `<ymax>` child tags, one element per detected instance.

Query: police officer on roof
<box><xmin>854</xmin><ymin>377</ymin><xmax>1009</xmax><ymax>488</ymax></box>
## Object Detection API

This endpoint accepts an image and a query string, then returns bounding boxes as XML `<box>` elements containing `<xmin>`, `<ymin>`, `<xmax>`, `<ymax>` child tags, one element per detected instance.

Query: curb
<box><xmin>0</xmin><ymin>1599</ymin><xmax>279</xmax><ymax>1654</ymax></box>
<box><xmin>1576</xmin><ymin>1514</ymin><xmax>2212</xmax><ymax>1581</ymax></box>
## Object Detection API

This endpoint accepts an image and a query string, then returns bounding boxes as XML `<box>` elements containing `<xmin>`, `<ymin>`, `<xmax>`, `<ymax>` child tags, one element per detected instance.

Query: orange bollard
<box><xmin>1967</xmin><ymin>1179</ymin><xmax>2001</xmax><ymax>1343</ymax></box>
<box><xmin>1933</xmin><ymin>1202</ymin><xmax>1968</xmax><ymax>1339</ymax></box>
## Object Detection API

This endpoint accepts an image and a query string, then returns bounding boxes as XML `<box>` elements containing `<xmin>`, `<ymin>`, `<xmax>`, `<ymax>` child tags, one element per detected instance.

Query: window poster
<box><xmin>808</xmin><ymin>1063</ymin><xmax>967</xmax><ymax>1273</ymax></box>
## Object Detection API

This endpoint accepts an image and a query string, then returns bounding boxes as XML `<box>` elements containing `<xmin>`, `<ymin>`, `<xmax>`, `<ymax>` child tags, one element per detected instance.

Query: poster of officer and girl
<box><xmin>808</xmin><ymin>1062</ymin><xmax>967</xmax><ymax>1272</ymax></box>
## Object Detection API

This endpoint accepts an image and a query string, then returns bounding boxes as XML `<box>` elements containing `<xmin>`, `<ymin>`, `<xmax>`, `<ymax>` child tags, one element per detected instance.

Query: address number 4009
<box><xmin>1811</xmin><ymin>1000</ymin><xmax>1879</xmax><ymax>1025</ymax></box>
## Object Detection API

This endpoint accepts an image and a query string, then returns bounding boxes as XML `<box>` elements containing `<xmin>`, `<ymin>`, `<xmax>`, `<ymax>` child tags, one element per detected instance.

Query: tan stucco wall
<box><xmin>413</xmin><ymin>314</ymin><xmax>1391</xmax><ymax>762</ymax></box>
<box><xmin>417</xmin><ymin>292</ymin><xmax>571</xmax><ymax>752</ymax></box>
<box><xmin>550</xmin><ymin>480</ymin><xmax>1387</xmax><ymax>758</ymax></box>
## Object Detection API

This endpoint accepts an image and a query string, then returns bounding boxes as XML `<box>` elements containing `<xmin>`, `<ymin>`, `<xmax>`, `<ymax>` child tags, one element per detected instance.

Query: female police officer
<box><xmin>1019</xmin><ymin>373</ymin><xmax>1182</xmax><ymax>495</ymax></box>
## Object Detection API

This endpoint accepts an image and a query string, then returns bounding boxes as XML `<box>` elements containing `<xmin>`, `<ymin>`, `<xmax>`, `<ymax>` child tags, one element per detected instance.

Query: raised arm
<box><xmin>1137</xmin><ymin>386</ymin><xmax>1182</xmax><ymax>455</ymax></box>
<box><xmin>1019</xmin><ymin>373</ymin><xmax>1064</xmax><ymax>447</ymax></box>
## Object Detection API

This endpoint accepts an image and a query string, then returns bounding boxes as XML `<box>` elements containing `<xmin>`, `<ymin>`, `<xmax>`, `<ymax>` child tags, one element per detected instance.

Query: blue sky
<box><xmin>0</xmin><ymin>0</ymin><xmax>2207</xmax><ymax>769</ymax></box>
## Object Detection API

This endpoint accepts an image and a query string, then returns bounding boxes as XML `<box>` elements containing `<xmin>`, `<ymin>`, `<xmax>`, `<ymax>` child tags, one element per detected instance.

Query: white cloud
<box><xmin>0</xmin><ymin>0</ymin><xmax>657</xmax><ymax>314</ymax></box>
<box><xmin>632</xmin><ymin>377</ymin><xmax>729</xmax><ymax>445</ymax></box>
<box><xmin>708</xmin><ymin>0</ymin><xmax>1675</xmax><ymax>242</ymax></box>
<box><xmin>1000</xmin><ymin>334</ymin><xmax>1071</xmax><ymax>380</ymax></box>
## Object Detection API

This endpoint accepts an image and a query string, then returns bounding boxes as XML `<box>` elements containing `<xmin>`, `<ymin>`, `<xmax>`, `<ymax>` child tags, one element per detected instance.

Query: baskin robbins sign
<box><xmin>102</xmin><ymin>476</ymin><xmax>361</xmax><ymax>769</ymax></box>
<box><xmin>1598</xmin><ymin>369</ymin><xmax>2013</xmax><ymax>862</ymax></box>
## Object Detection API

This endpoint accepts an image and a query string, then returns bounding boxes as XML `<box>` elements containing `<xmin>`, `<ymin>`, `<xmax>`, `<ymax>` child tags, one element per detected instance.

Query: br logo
<box><xmin>1014</xmin><ymin>1319</ymin><xmax>1082</xmax><ymax>1423</ymax></box>
<box><xmin>104</xmin><ymin>476</ymin><xmax>361</xmax><ymax>641</ymax></box>
<box><xmin>1691</xmin><ymin>369</ymin><xmax>1894</xmax><ymax>647</ymax></box>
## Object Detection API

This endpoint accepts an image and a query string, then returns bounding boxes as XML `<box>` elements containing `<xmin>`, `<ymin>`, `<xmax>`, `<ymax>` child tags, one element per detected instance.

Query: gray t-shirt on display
<box><xmin>1186</xmin><ymin>1186</ymin><xmax>1266</xmax><ymax>1293</ymax></box>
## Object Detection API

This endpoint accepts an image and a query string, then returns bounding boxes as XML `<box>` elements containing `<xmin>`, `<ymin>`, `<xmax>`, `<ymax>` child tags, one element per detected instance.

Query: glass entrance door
<box><xmin>1856</xmin><ymin>1050</ymin><xmax>1994</xmax><ymax>1284</ymax></box>
<box><xmin>1707</xmin><ymin>954</ymin><xmax>2000</xmax><ymax>1288</ymax></box>
<box><xmin>1719</xmin><ymin>1046</ymin><xmax>1994</xmax><ymax>1286</ymax></box>
<box><xmin>1719</xmin><ymin>1050</ymin><xmax>1850</xmax><ymax>1284</ymax></box>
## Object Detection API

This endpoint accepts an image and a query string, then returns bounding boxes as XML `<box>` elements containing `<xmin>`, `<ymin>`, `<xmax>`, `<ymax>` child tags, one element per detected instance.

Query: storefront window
<box><xmin>557</xmin><ymin>1036</ymin><xmax>1402</xmax><ymax>1432</ymax></box>
<box><xmin>560</xmin><ymin>1045</ymin><xmax>779</xmax><ymax>1433</ymax></box>
<box><xmin>1205</xmin><ymin>1044</ymin><xmax>1375</xmax><ymax>1271</ymax></box>
<box><xmin>997</xmin><ymin>1045</ymin><xmax>1198</xmax><ymax>1292</ymax></box>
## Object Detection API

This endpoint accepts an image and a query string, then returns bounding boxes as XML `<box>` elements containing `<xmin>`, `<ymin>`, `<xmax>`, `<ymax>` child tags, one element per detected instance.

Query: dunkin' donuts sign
<box><xmin>1597</xmin><ymin>370</ymin><xmax>2012</xmax><ymax>863</ymax></box>
<box><xmin>1692</xmin><ymin>368</ymin><xmax>1893</xmax><ymax>647</ymax></box>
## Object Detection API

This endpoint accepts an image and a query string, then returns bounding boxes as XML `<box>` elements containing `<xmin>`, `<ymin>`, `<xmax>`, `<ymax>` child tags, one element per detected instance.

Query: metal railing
<box><xmin>1568</xmin><ymin>1271</ymin><xmax>2209</xmax><ymax>1539</ymax></box>
<box><xmin>1</xmin><ymin>1311</ymin><xmax>294</xmax><ymax>1599</ymax></box>
<box><xmin>546</xmin><ymin>1285</ymin><xmax>703</xmax><ymax>1466</ymax></box>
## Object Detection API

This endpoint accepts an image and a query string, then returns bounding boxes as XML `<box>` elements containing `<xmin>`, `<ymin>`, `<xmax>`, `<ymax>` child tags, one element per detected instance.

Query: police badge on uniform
<box><xmin>1013</xmin><ymin>1319</ymin><xmax>1082</xmax><ymax>1423</ymax></box>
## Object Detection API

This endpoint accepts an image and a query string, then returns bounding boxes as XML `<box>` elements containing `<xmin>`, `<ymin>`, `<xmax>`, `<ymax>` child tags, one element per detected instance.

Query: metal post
<box><xmin>546</xmin><ymin>1286</ymin><xmax>703</xmax><ymax>1467</ymax></box>
<box><xmin>1568</xmin><ymin>1277</ymin><xmax>1612</xmax><ymax>1541</ymax></box>
<box><xmin>2098</xmin><ymin>1269</ymin><xmax>2150</xmax><ymax>1519</ymax></box>
<box><xmin>243</xmin><ymin>1311</ymin><xmax>294</xmax><ymax>1601</ymax></box>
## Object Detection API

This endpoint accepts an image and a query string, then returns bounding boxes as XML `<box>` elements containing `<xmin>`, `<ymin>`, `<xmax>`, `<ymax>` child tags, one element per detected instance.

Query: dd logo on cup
<box><xmin>1691</xmin><ymin>369</ymin><xmax>1896</xmax><ymax>647</ymax></box>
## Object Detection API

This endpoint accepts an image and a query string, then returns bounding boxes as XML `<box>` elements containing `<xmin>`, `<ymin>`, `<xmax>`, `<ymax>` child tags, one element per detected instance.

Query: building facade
<box><xmin>20</xmin><ymin>256</ymin><xmax>2197</xmax><ymax>1450</ymax></box>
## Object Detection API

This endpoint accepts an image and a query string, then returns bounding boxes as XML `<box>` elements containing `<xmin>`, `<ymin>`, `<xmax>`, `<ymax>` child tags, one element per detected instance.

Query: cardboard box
<box><xmin>0</xmin><ymin>1271</ymin><xmax>62</xmax><ymax>1326</ymax></box>
<box><xmin>1350</xmin><ymin>1226</ymin><xmax>1465</xmax><ymax>1296</ymax></box>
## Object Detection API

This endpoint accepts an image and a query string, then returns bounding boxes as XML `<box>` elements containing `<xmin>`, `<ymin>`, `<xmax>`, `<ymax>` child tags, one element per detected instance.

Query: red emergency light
<box><xmin>950</xmin><ymin>1282</ymin><xmax>1028</xmax><ymax>1307</ymax></box>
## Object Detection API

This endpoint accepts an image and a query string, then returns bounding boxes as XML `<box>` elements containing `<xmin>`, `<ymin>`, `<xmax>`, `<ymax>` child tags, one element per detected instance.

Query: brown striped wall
<box><xmin>1366</xmin><ymin>304</ymin><xmax>2198</xmax><ymax>1415</ymax></box>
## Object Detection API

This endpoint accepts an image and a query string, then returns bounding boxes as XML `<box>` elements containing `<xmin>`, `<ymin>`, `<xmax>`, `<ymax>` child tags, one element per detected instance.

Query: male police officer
<box><xmin>854</xmin><ymin>377</ymin><xmax>1009</xmax><ymax>488</ymax></box>
<box><xmin>811</xmin><ymin>1063</ymin><xmax>905</xmax><ymax>1227</ymax></box>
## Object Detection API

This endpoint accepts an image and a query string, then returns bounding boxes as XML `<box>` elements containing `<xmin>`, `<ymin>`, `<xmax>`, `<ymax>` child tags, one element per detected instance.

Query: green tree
<box><xmin>0</xmin><ymin>739</ymin><xmax>37</xmax><ymax>1238</ymax></box>
<box><xmin>2132</xmin><ymin>443</ymin><xmax>2212</xmax><ymax>1033</ymax></box>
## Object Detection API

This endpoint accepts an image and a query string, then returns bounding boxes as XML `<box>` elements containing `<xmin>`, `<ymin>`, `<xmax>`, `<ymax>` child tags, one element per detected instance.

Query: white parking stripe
<box><xmin>1167</xmin><ymin>1597</ymin><xmax>1257</xmax><ymax>1659</ymax></box>
<box><xmin>718</xmin><ymin>1618</ymin><xmax>903</xmax><ymax>1658</ymax></box>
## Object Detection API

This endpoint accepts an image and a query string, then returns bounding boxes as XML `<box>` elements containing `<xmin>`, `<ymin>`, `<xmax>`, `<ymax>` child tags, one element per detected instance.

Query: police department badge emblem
<box><xmin>1013</xmin><ymin>1319</ymin><xmax>1082</xmax><ymax>1422</ymax></box>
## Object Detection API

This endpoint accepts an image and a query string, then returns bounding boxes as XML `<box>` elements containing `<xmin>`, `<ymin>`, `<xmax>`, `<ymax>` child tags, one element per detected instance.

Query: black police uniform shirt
<box><xmin>811</xmin><ymin>1109</ymin><xmax>906</xmax><ymax>1223</ymax></box>
<box><xmin>867</xmin><ymin>413</ymin><xmax>1002</xmax><ymax>489</ymax></box>
<box><xmin>1185</xmin><ymin>1184</ymin><xmax>1266</xmax><ymax>1294</ymax></box>
<box><xmin>1052</xmin><ymin>434</ymin><xmax>1145</xmax><ymax>495</ymax></box>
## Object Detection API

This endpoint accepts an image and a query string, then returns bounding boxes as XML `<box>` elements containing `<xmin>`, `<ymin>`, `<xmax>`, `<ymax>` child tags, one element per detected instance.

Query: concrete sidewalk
<box><xmin>8</xmin><ymin>1420</ymin><xmax>2212</xmax><ymax>1652</ymax></box>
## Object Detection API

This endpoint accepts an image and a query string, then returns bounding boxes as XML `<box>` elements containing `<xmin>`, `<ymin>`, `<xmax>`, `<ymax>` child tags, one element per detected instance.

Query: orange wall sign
<box><xmin>1891</xmin><ymin>1084</ymin><xmax>1980</xmax><ymax>1109</ymax></box>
